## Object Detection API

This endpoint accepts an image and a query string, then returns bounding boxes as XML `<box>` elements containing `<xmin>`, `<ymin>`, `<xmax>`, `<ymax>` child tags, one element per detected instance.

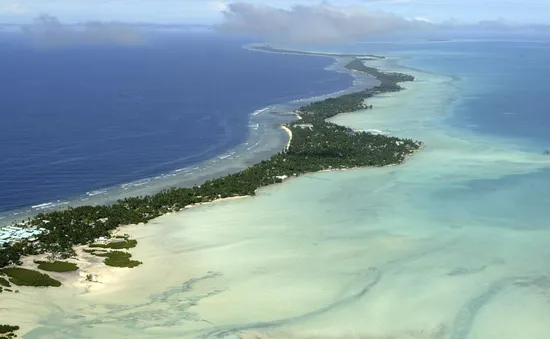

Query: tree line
<box><xmin>0</xmin><ymin>58</ymin><xmax>421</xmax><ymax>268</ymax></box>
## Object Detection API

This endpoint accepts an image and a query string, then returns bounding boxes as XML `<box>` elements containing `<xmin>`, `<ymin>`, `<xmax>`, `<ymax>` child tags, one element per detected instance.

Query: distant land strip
<box><xmin>248</xmin><ymin>44</ymin><xmax>386</xmax><ymax>59</ymax></box>
<box><xmin>0</xmin><ymin>48</ymin><xmax>422</xmax><ymax>299</ymax></box>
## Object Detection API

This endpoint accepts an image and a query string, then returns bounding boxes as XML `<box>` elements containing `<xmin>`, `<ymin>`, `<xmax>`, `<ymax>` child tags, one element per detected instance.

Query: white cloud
<box><xmin>216</xmin><ymin>2</ymin><xmax>433</xmax><ymax>44</ymax></box>
<box><xmin>209</xmin><ymin>1</ymin><xmax>228</xmax><ymax>12</ymax></box>
<box><xmin>2</xmin><ymin>0</ymin><xmax>549</xmax><ymax>26</ymax></box>
<box><xmin>21</xmin><ymin>14</ymin><xmax>145</xmax><ymax>47</ymax></box>
<box><xmin>0</xmin><ymin>3</ymin><xmax>28</xmax><ymax>15</ymax></box>
<box><xmin>412</xmin><ymin>16</ymin><xmax>433</xmax><ymax>23</ymax></box>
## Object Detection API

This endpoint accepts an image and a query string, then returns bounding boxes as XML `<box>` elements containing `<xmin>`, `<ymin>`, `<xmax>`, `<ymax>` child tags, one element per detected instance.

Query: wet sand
<box><xmin>281</xmin><ymin>125</ymin><xmax>293</xmax><ymax>151</ymax></box>
<box><xmin>5</xmin><ymin>55</ymin><xmax>550</xmax><ymax>339</ymax></box>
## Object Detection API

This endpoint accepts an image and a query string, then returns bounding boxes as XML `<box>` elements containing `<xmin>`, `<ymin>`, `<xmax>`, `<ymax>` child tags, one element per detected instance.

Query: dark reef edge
<box><xmin>0</xmin><ymin>46</ymin><xmax>422</xmax><ymax>294</ymax></box>
<box><xmin>0</xmin><ymin>46</ymin><xmax>379</xmax><ymax>222</ymax></box>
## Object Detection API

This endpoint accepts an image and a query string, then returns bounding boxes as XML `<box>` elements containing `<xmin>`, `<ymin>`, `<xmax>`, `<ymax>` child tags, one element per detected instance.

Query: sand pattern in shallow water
<box><xmin>10</xmin><ymin>54</ymin><xmax>550</xmax><ymax>339</ymax></box>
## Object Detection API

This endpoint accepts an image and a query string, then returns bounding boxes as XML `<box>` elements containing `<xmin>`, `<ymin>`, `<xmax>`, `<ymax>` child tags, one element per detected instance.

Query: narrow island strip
<box><xmin>0</xmin><ymin>51</ymin><xmax>422</xmax><ymax>307</ymax></box>
<box><xmin>248</xmin><ymin>44</ymin><xmax>386</xmax><ymax>60</ymax></box>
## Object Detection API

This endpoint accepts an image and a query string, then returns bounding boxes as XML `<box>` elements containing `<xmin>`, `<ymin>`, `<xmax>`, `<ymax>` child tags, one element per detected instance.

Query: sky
<box><xmin>1</xmin><ymin>0</ymin><xmax>550</xmax><ymax>26</ymax></box>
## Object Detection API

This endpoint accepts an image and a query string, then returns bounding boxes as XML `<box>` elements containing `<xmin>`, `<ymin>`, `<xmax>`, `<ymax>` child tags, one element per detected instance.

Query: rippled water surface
<box><xmin>6</xmin><ymin>41</ymin><xmax>550</xmax><ymax>339</ymax></box>
<box><xmin>0</xmin><ymin>34</ymin><xmax>352</xmax><ymax>213</ymax></box>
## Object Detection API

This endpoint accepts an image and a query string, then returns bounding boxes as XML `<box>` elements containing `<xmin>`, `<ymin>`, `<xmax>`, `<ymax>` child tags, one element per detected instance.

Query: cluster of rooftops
<box><xmin>0</xmin><ymin>226</ymin><xmax>47</xmax><ymax>247</ymax></box>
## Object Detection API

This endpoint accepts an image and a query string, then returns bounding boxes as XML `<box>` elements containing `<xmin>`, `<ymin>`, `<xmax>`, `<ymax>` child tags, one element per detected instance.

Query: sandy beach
<box><xmin>6</xmin><ymin>195</ymin><xmax>254</xmax><ymax>298</ymax></box>
<box><xmin>4</xmin><ymin>49</ymin><xmax>550</xmax><ymax>339</ymax></box>
<box><xmin>281</xmin><ymin>125</ymin><xmax>293</xmax><ymax>151</ymax></box>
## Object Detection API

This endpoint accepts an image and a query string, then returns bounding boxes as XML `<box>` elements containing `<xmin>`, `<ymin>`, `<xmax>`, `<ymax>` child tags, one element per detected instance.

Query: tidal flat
<box><xmin>6</xmin><ymin>55</ymin><xmax>550</xmax><ymax>339</ymax></box>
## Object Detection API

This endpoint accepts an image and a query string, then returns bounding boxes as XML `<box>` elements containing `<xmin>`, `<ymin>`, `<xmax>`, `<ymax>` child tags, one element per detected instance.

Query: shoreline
<box><xmin>281</xmin><ymin>125</ymin><xmax>293</xmax><ymax>151</ymax></box>
<box><xmin>0</xmin><ymin>48</ymin><xmax>374</xmax><ymax>227</ymax></box>
<box><xmin>2</xmin><ymin>50</ymin><xmax>420</xmax><ymax>264</ymax></box>
<box><xmin>1</xmin><ymin>45</ymin><xmax>423</xmax><ymax>337</ymax></box>
<box><xmin>246</xmin><ymin>44</ymin><xmax>386</xmax><ymax>60</ymax></box>
<box><xmin>50</xmin><ymin>131</ymin><xmax>422</xmax><ymax>299</ymax></box>
<box><xmin>6</xmin><ymin>42</ymin><xmax>550</xmax><ymax>339</ymax></box>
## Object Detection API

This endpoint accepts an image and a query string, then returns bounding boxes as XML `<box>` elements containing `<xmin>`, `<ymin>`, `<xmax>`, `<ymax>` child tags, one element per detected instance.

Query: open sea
<box><xmin>4</xmin><ymin>34</ymin><xmax>550</xmax><ymax>339</ymax></box>
<box><xmin>0</xmin><ymin>32</ymin><xmax>353</xmax><ymax>215</ymax></box>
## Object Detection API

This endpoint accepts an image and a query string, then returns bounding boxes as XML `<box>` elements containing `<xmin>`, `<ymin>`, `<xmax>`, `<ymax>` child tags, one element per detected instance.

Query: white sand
<box><xmin>4</xmin><ymin>56</ymin><xmax>550</xmax><ymax>339</ymax></box>
<box><xmin>281</xmin><ymin>125</ymin><xmax>293</xmax><ymax>151</ymax></box>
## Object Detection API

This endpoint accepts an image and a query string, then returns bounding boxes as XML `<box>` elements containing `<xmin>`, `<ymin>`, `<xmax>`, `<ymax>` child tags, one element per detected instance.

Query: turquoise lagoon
<box><xmin>12</xmin><ymin>41</ymin><xmax>550</xmax><ymax>339</ymax></box>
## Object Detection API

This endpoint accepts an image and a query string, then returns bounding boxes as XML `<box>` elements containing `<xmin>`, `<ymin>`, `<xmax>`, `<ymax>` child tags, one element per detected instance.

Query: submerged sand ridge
<box><xmin>8</xmin><ymin>55</ymin><xmax>550</xmax><ymax>339</ymax></box>
<box><xmin>38</xmin><ymin>172</ymin><xmax>550</xmax><ymax>339</ymax></box>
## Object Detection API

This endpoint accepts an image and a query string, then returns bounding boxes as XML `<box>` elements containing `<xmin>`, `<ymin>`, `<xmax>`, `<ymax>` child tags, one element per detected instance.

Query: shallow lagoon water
<box><xmin>8</xmin><ymin>51</ymin><xmax>550</xmax><ymax>339</ymax></box>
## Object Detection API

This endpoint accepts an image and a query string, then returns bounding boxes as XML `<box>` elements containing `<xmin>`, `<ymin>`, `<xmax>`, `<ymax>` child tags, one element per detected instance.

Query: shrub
<box><xmin>34</xmin><ymin>260</ymin><xmax>79</xmax><ymax>272</ymax></box>
<box><xmin>0</xmin><ymin>324</ymin><xmax>19</xmax><ymax>339</ymax></box>
<box><xmin>95</xmin><ymin>251</ymin><xmax>141</xmax><ymax>268</ymax></box>
<box><xmin>0</xmin><ymin>277</ymin><xmax>10</xmax><ymax>287</ymax></box>
<box><xmin>0</xmin><ymin>325</ymin><xmax>19</xmax><ymax>334</ymax></box>
<box><xmin>0</xmin><ymin>268</ymin><xmax>61</xmax><ymax>287</ymax></box>
<box><xmin>89</xmin><ymin>239</ymin><xmax>137</xmax><ymax>250</ymax></box>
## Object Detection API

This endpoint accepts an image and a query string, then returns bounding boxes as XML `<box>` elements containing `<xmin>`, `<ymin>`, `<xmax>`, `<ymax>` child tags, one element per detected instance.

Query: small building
<box><xmin>0</xmin><ymin>225</ymin><xmax>47</xmax><ymax>245</ymax></box>
<box><xmin>294</xmin><ymin>123</ymin><xmax>313</xmax><ymax>130</ymax></box>
<box><xmin>94</xmin><ymin>236</ymin><xmax>108</xmax><ymax>243</ymax></box>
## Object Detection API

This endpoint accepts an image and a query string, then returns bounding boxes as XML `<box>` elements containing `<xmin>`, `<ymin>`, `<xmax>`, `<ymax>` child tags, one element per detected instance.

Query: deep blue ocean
<box><xmin>2</xmin><ymin>34</ymin><xmax>550</xmax><ymax>215</ymax></box>
<box><xmin>10</xmin><ymin>34</ymin><xmax>550</xmax><ymax>338</ymax></box>
<box><xmin>0</xmin><ymin>33</ymin><xmax>352</xmax><ymax>213</ymax></box>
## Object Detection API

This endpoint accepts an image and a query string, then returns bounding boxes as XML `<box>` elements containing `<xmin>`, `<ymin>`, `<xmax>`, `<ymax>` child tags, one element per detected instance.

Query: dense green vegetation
<box><xmin>34</xmin><ymin>260</ymin><xmax>78</xmax><ymax>272</ymax></box>
<box><xmin>295</xmin><ymin>59</ymin><xmax>414</xmax><ymax>121</ymax></box>
<box><xmin>89</xmin><ymin>239</ymin><xmax>137</xmax><ymax>249</ymax></box>
<box><xmin>0</xmin><ymin>242</ymin><xmax>36</xmax><ymax>267</ymax></box>
<box><xmin>83</xmin><ymin>244</ymin><xmax>141</xmax><ymax>268</ymax></box>
<box><xmin>82</xmin><ymin>248</ymin><xmax>102</xmax><ymax>255</ymax></box>
<box><xmin>94</xmin><ymin>251</ymin><xmax>142</xmax><ymax>268</ymax></box>
<box><xmin>0</xmin><ymin>57</ymin><xmax>421</xmax><ymax>271</ymax></box>
<box><xmin>0</xmin><ymin>325</ymin><xmax>19</xmax><ymax>338</ymax></box>
<box><xmin>345</xmin><ymin>59</ymin><xmax>415</xmax><ymax>84</ymax></box>
<box><xmin>0</xmin><ymin>276</ymin><xmax>10</xmax><ymax>287</ymax></box>
<box><xmin>0</xmin><ymin>268</ymin><xmax>61</xmax><ymax>287</ymax></box>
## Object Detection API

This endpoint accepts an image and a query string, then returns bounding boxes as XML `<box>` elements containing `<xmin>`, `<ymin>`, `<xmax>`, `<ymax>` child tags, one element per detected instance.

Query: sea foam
<box><xmin>10</xmin><ymin>46</ymin><xmax>550</xmax><ymax>339</ymax></box>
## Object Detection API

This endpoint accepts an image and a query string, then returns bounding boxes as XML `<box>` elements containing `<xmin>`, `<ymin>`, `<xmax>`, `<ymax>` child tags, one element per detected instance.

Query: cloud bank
<box><xmin>216</xmin><ymin>2</ymin><xmax>433</xmax><ymax>44</ymax></box>
<box><xmin>21</xmin><ymin>15</ymin><xmax>144</xmax><ymax>47</ymax></box>
<box><xmin>216</xmin><ymin>2</ymin><xmax>550</xmax><ymax>44</ymax></box>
